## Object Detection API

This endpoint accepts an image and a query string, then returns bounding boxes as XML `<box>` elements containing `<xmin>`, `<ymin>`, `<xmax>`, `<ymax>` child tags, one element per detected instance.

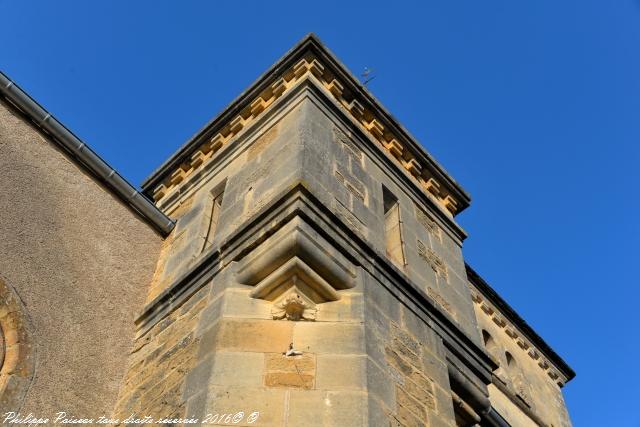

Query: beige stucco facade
<box><xmin>0</xmin><ymin>98</ymin><xmax>162</xmax><ymax>415</ymax></box>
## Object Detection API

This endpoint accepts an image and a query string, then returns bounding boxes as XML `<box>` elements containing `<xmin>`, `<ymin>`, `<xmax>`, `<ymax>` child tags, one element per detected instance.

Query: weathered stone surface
<box><xmin>316</xmin><ymin>354</ymin><xmax>366</xmax><ymax>390</ymax></box>
<box><xmin>264</xmin><ymin>372</ymin><xmax>315</xmax><ymax>389</ymax></box>
<box><xmin>264</xmin><ymin>352</ymin><xmax>316</xmax><ymax>389</ymax></box>
<box><xmin>287</xmin><ymin>390</ymin><xmax>367</xmax><ymax>426</ymax></box>
<box><xmin>215</xmin><ymin>319</ymin><xmax>294</xmax><ymax>353</ymax></box>
<box><xmin>396</xmin><ymin>385</ymin><xmax>428</xmax><ymax>423</ymax></box>
<box><xmin>209</xmin><ymin>352</ymin><xmax>264</xmax><ymax>387</ymax></box>
<box><xmin>1</xmin><ymin>35</ymin><xmax>574</xmax><ymax>427</ymax></box>
<box><xmin>200</xmin><ymin>387</ymin><xmax>286</xmax><ymax>427</ymax></box>
<box><xmin>112</xmin><ymin>284</ymin><xmax>209</xmax><ymax>421</ymax></box>
<box><xmin>265</xmin><ymin>352</ymin><xmax>315</xmax><ymax>373</ymax></box>
<box><xmin>293</xmin><ymin>322</ymin><xmax>365</xmax><ymax>354</ymax></box>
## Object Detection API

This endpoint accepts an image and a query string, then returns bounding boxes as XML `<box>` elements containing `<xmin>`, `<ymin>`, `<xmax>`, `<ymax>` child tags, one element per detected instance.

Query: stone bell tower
<box><xmin>112</xmin><ymin>34</ymin><xmax>573</xmax><ymax>427</ymax></box>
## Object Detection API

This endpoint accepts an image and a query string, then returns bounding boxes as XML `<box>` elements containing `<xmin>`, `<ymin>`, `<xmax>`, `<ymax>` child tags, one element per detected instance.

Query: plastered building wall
<box><xmin>0</xmin><ymin>99</ymin><xmax>162</xmax><ymax>415</ymax></box>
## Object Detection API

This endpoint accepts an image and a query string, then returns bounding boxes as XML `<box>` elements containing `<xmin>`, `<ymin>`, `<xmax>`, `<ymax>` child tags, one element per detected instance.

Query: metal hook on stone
<box><xmin>284</xmin><ymin>342</ymin><xmax>302</xmax><ymax>357</ymax></box>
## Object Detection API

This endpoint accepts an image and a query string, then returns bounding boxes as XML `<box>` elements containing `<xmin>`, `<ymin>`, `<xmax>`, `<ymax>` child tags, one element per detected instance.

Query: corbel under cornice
<box><xmin>466</xmin><ymin>265</ymin><xmax>575</xmax><ymax>386</ymax></box>
<box><xmin>142</xmin><ymin>34</ymin><xmax>470</xmax><ymax>217</ymax></box>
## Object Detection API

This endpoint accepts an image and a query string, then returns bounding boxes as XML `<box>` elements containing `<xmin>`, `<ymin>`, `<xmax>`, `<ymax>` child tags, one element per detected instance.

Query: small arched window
<box><xmin>482</xmin><ymin>329</ymin><xmax>505</xmax><ymax>373</ymax></box>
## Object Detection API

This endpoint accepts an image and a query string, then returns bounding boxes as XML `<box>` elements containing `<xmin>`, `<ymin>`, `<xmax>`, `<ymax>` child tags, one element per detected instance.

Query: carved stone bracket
<box><xmin>236</xmin><ymin>218</ymin><xmax>355</xmax><ymax>321</ymax></box>
<box><xmin>249</xmin><ymin>256</ymin><xmax>339</xmax><ymax>321</ymax></box>
<box><xmin>271</xmin><ymin>288</ymin><xmax>317</xmax><ymax>321</ymax></box>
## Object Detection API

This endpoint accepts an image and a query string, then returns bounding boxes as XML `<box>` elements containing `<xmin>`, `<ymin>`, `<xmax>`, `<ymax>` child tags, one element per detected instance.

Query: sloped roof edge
<box><xmin>0</xmin><ymin>71</ymin><xmax>175</xmax><ymax>237</ymax></box>
<box><xmin>466</xmin><ymin>263</ymin><xmax>576</xmax><ymax>382</ymax></box>
<box><xmin>141</xmin><ymin>33</ymin><xmax>471</xmax><ymax>214</ymax></box>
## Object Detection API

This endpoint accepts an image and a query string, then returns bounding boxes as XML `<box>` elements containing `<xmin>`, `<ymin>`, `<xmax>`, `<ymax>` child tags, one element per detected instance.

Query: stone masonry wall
<box><xmin>182</xmin><ymin>262</ymin><xmax>369</xmax><ymax>426</ymax></box>
<box><xmin>113</xmin><ymin>85</ymin><xmax>485</xmax><ymax>426</ymax></box>
<box><xmin>112</xmin><ymin>283</ymin><xmax>210</xmax><ymax>423</ymax></box>
<box><xmin>145</xmin><ymin>103</ymin><xmax>304</xmax><ymax>304</ymax></box>
<box><xmin>113</xmin><ymin>102</ymin><xmax>310</xmax><ymax>424</ymax></box>
<box><xmin>471</xmin><ymin>292</ymin><xmax>572</xmax><ymax>427</ymax></box>
<box><xmin>297</xmin><ymin>97</ymin><xmax>482</xmax><ymax>346</ymax></box>
<box><xmin>118</xmin><ymin>236</ymin><xmax>461</xmax><ymax>426</ymax></box>
<box><xmin>364</xmin><ymin>270</ymin><xmax>457</xmax><ymax>427</ymax></box>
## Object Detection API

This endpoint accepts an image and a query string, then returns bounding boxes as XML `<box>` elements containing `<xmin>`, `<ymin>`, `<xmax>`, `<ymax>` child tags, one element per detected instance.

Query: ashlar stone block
<box><xmin>315</xmin><ymin>354</ymin><xmax>367</xmax><ymax>390</ymax></box>
<box><xmin>214</xmin><ymin>318</ymin><xmax>293</xmax><ymax>354</ymax></box>
<box><xmin>286</xmin><ymin>390</ymin><xmax>367</xmax><ymax>427</ymax></box>
<box><xmin>264</xmin><ymin>352</ymin><xmax>316</xmax><ymax>390</ymax></box>
<box><xmin>293</xmin><ymin>322</ymin><xmax>365</xmax><ymax>355</ymax></box>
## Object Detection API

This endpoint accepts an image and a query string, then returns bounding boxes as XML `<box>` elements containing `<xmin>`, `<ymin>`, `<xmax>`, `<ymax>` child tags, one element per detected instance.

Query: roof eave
<box><xmin>465</xmin><ymin>263</ymin><xmax>576</xmax><ymax>382</ymax></box>
<box><xmin>0</xmin><ymin>71</ymin><xmax>175</xmax><ymax>237</ymax></box>
<box><xmin>141</xmin><ymin>33</ymin><xmax>471</xmax><ymax>212</ymax></box>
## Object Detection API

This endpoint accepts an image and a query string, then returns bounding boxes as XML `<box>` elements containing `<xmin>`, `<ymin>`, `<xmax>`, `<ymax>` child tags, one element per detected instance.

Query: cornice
<box><xmin>151</xmin><ymin>79</ymin><xmax>469</xmax><ymax>243</ymax></box>
<box><xmin>142</xmin><ymin>34</ymin><xmax>470</xmax><ymax>217</ymax></box>
<box><xmin>466</xmin><ymin>265</ymin><xmax>575</xmax><ymax>386</ymax></box>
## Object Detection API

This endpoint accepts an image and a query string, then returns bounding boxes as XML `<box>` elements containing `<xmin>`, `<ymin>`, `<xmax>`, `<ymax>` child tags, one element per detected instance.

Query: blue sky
<box><xmin>2</xmin><ymin>1</ymin><xmax>638</xmax><ymax>425</ymax></box>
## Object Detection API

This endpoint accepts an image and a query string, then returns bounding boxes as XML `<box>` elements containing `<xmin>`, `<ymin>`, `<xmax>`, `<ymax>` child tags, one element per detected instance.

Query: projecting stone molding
<box><xmin>270</xmin><ymin>289</ymin><xmax>317</xmax><ymax>321</ymax></box>
<box><xmin>249</xmin><ymin>257</ymin><xmax>340</xmax><ymax>321</ymax></box>
<box><xmin>235</xmin><ymin>218</ymin><xmax>356</xmax><ymax>320</ymax></box>
<box><xmin>150</xmin><ymin>50</ymin><xmax>468</xmax><ymax>218</ymax></box>
<box><xmin>470</xmin><ymin>288</ymin><xmax>567</xmax><ymax>386</ymax></box>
